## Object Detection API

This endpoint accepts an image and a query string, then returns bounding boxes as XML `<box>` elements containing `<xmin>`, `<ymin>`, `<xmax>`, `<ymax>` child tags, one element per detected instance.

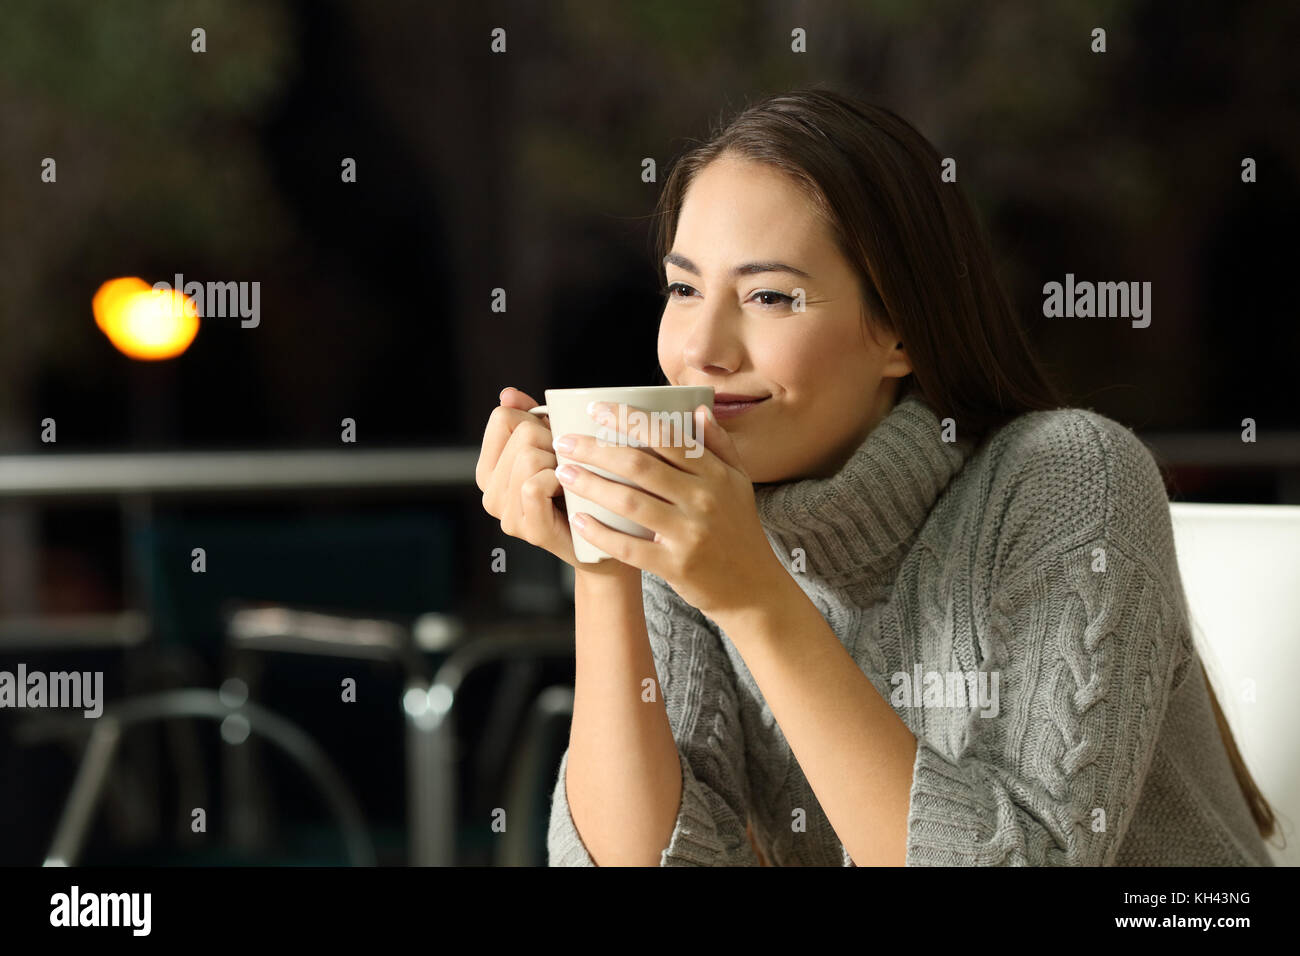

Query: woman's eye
<box><xmin>661</xmin><ymin>284</ymin><xmax>794</xmax><ymax>309</ymax></box>
<box><xmin>752</xmin><ymin>290</ymin><xmax>795</xmax><ymax>309</ymax></box>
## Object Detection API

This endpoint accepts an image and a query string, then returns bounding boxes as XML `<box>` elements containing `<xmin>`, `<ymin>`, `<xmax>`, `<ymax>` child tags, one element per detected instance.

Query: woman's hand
<box><xmin>477</xmin><ymin>386</ymin><xmax>591</xmax><ymax>570</ymax></box>
<box><xmin>556</xmin><ymin>401</ymin><xmax>788</xmax><ymax>618</ymax></box>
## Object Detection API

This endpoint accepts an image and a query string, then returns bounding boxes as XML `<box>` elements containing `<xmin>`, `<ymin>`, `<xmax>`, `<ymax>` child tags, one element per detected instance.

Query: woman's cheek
<box><xmin>656</xmin><ymin>335</ymin><xmax>678</xmax><ymax>382</ymax></box>
<box><xmin>657</xmin><ymin>315</ymin><xmax>689</xmax><ymax>380</ymax></box>
<box><xmin>750</xmin><ymin>337</ymin><xmax>813</xmax><ymax>390</ymax></box>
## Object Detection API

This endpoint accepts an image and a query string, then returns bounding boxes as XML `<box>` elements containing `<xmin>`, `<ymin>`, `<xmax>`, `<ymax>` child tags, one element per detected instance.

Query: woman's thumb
<box><xmin>696</xmin><ymin>404</ymin><xmax>744</xmax><ymax>471</ymax></box>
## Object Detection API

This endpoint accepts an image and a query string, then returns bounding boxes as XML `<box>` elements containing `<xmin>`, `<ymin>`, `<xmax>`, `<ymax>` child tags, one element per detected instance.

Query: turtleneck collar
<box><xmin>753</xmin><ymin>391</ymin><xmax>975</xmax><ymax>606</ymax></box>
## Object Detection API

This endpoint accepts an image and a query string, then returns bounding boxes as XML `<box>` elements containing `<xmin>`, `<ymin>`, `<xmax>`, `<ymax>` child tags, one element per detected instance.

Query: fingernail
<box><xmin>556</xmin><ymin>464</ymin><xmax>578</xmax><ymax>483</ymax></box>
<box><xmin>554</xmin><ymin>434</ymin><xmax>576</xmax><ymax>453</ymax></box>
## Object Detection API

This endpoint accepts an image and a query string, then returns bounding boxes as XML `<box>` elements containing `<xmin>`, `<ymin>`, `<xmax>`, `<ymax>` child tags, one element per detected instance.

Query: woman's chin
<box><xmin>730</xmin><ymin>437</ymin><xmax>783</xmax><ymax>485</ymax></box>
<box><xmin>743</xmin><ymin>459</ymin><xmax>780</xmax><ymax>485</ymax></box>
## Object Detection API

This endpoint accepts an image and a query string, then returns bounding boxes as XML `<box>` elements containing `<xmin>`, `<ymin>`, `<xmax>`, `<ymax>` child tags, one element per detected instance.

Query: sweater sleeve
<box><xmin>905</xmin><ymin>411</ymin><xmax>1195</xmax><ymax>866</ymax></box>
<box><xmin>546</xmin><ymin>569</ymin><xmax>761</xmax><ymax>866</ymax></box>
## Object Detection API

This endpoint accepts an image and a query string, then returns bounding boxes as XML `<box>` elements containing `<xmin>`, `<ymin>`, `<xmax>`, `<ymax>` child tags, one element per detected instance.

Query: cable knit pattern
<box><xmin>547</xmin><ymin>392</ymin><xmax>1275</xmax><ymax>866</ymax></box>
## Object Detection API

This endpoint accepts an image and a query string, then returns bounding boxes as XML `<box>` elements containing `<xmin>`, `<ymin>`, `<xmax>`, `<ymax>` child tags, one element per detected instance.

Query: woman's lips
<box><xmin>712</xmin><ymin>396</ymin><xmax>770</xmax><ymax>420</ymax></box>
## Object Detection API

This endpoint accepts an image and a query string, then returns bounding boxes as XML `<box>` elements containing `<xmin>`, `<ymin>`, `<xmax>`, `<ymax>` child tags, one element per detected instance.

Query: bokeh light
<box><xmin>92</xmin><ymin>277</ymin><xmax>199</xmax><ymax>360</ymax></box>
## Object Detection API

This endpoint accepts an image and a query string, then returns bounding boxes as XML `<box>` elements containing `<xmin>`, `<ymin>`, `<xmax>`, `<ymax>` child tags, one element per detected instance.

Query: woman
<box><xmin>477</xmin><ymin>88</ymin><xmax>1277</xmax><ymax>866</ymax></box>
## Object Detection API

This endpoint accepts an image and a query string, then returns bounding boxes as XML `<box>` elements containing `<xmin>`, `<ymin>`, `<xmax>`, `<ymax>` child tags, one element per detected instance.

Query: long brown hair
<box><xmin>653</xmin><ymin>86</ymin><xmax>1275</xmax><ymax>844</ymax></box>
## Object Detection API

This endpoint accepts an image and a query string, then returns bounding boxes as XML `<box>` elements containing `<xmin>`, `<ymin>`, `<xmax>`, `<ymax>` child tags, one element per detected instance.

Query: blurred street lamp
<box><xmin>92</xmin><ymin>277</ymin><xmax>199</xmax><ymax>360</ymax></box>
<box><xmin>89</xmin><ymin>276</ymin><xmax>199</xmax><ymax>620</ymax></box>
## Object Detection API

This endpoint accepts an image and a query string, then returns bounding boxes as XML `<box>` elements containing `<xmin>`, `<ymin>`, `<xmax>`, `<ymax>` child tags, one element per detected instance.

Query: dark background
<box><xmin>1</xmin><ymin>0</ymin><xmax>1297</xmax><ymax>866</ymax></box>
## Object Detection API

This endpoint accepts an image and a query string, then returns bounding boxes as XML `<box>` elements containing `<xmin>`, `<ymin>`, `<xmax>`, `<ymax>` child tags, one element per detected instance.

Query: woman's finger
<box><xmin>570</xmin><ymin>510</ymin><xmax>659</xmax><ymax>573</ymax></box>
<box><xmin>587</xmin><ymin>401</ymin><xmax>710</xmax><ymax>474</ymax></box>
<box><xmin>692</xmin><ymin>404</ymin><xmax>746</xmax><ymax>473</ymax></box>
<box><xmin>500</xmin><ymin>386</ymin><xmax>542</xmax><ymax>411</ymax></box>
<box><xmin>520</xmin><ymin>466</ymin><xmax>575</xmax><ymax>563</ymax></box>
<box><xmin>502</xmin><ymin>442</ymin><xmax>553</xmax><ymax>537</ymax></box>
<box><xmin>556</xmin><ymin>461</ymin><xmax>677</xmax><ymax>537</ymax></box>
<box><xmin>499</xmin><ymin>444</ymin><xmax>546</xmax><ymax>535</ymax></box>
<box><xmin>477</xmin><ymin>389</ymin><xmax>548</xmax><ymax>492</ymax></box>
<box><xmin>485</xmin><ymin>416</ymin><xmax>552</xmax><ymax>516</ymax></box>
<box><xmin>556</xmin><ymin>432</ymin><xmax>691</xmax><ymax>505</ymax></box>
<box><xmin>477</xmin><ymin>404</ymin><xmax>516</xmax><ymax>493</ymax></box>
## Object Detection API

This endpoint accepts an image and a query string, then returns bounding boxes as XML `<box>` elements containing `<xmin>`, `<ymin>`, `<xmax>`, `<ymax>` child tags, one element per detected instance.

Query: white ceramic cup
<box><xmin>527</xmin><ymin>385</ymin><xmax>714</xmax><ymax>563</ymax></box>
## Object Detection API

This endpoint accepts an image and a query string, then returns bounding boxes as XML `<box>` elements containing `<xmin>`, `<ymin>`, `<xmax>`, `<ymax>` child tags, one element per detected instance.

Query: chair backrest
<box><xmin>130</xmin><ymin>510</ymin><xmax>457</xmax><ymax>653</ymax></box>
<box><xmin>1168</xmin><ymin>502</ymin><xmax>1300</xmax><ymax>866</ymax></box>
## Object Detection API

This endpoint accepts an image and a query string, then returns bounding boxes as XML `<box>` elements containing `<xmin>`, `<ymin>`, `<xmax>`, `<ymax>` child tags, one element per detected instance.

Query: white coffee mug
<box><xmin>527</xmin><ymin>385</ymin><xmax>714</xmax><ymax>563</ymax></box>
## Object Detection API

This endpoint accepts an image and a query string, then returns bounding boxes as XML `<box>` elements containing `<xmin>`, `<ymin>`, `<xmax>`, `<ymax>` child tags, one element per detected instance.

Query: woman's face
<box><xmin>658</xmin><ymin>155</ymin><xmax>912</xmax><ymax>484</ymax></box>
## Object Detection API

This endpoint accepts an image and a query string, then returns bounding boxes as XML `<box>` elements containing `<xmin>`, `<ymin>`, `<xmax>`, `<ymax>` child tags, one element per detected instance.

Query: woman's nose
<box><xmin>682</xmin><ymin>312</ymin><xmax>742</xmax><ymax>373</ymax></box>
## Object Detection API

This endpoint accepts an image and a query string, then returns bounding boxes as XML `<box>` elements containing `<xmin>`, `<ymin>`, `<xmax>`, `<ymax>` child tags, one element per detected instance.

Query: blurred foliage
<box><xmin>518</xmin><ymin>0</ymin><xmax>1144</xmax><ymax>221</ymax></box>
<box><xmin>1</xmin><ymin>0</ymin><xmax>1297</xmax><ymax>439</ymax></box>
<box><xmin>0</xmin><ymin>0</ymin><xmax>296</xmax><ymax>393</ymax></box>
<box><xmin>2</xmin><ymin>0</ymin><xmax>291</xmax><ymax>120</ymax></box>
<box><xmin>505</xmin><ymin>0</ymin><xmax>1298</xmax><ymax>427</ymax></box>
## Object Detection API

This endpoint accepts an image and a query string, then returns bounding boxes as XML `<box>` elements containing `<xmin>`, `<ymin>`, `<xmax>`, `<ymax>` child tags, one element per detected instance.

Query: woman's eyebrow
<box><xmin>663</xmin><ymin>252</ymin><xmax>813</xmax><ymax>280</ymax></box>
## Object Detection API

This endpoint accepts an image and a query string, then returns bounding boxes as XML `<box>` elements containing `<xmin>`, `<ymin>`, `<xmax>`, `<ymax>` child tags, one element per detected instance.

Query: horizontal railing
<box><xmin>0</xmin><ymin>448</ymin><xmax>480</xmax><ymax>497</ymax></box>
<box><xmin>0</xmin><ymin>433</ymin><xmax>1297</xmax><ymax>499</ymax></box>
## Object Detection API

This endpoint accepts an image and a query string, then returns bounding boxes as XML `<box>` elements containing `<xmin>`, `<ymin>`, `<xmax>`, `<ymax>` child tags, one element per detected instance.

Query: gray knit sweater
<box><xmin>547</xmin><ymin>392</ymin><xmax>1275</xmax><ymax>866</ymax></box>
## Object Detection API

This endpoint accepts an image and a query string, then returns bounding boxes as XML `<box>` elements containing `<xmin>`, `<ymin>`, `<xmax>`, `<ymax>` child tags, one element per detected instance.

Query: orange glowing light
<box><xmin>92</xmin><ymin>277</ymin><xmax>199</xmax><ymax>360</ymax></box>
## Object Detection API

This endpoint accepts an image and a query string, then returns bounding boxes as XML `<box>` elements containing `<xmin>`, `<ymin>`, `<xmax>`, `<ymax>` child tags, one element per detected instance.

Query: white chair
<box><xmin>1168</xmin><ymin>502</ymin><xmax>1300</xmax><ymax>866</ymax></box>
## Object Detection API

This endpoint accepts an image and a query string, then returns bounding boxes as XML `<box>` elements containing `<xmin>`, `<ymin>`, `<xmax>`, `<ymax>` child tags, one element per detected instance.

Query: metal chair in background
<box><xmin>405</xmin><ymin>625</ymin><xmax>575</xmax><ymax>866</ymax></box>
<box><xmin>2</xmin><ymin>448</ymin><xmax>584</xmax><ymax>866</ymax></box>
<box><xmin>38</xmin><ymin>688</ymin><xmax>376</xmax><ymax>867</ymax></box>
<box><xmin>126</xmin><ymin>509</ymin><xmax>463</xmax><ymax>863</ymax></box>
<box><xmin>15</xmin><ymin>603</ymin><xmax>579</xmax><ymax>867</ymax></box>
<box><xmin>496</xmin><ymin>684</ymin><xmax>574</xmax><ymax>866</ymax></box>
<box><xmin>222</xmin><ymin>604</ymin><xmax>465</xmax><ymax>863</ymax></box>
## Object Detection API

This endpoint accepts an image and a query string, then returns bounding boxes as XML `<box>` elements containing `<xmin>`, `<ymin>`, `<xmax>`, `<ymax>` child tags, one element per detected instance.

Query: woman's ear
<box><xmin>883</xmin><ymin>339</ymin><xmax>912</xmax><ymax>379</ymax></box>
